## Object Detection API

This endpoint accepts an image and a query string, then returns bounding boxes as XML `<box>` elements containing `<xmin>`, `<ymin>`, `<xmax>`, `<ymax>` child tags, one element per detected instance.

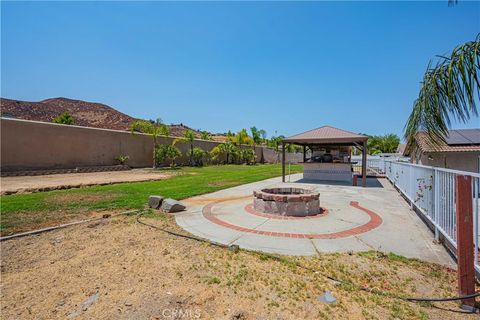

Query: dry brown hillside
<box><xmin>0</xmin><ymin>97</ymin><xmax>226</xmax><ymax>141</ymax></box>
<box><xmin>0</xmin><ymin>97</ymin><xmax>135</xmax><ymax>131</ymax></box>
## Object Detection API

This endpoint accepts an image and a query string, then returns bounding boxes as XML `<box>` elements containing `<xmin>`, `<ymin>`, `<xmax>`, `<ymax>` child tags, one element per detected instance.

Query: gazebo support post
<box><xmin>282</xmin><ymin>142</ymin><xmax>286</xmax><ymax>183</ymax></box>
<box><xmin>362</xmin><ymin>140</ymin><xmax>367</xmax><ymax>187</ymax></box>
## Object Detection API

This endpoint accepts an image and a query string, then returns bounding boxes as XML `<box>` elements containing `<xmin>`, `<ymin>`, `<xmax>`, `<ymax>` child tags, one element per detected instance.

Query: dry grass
<box><xmin>1</xmin><ymin>212</ymin><xmax>476</xmax><ymax>320</ymax></box>
<box><xmin>44</xmin><ymin>191</ymin><xmax>121</xmax><ymax>205</ymax></box>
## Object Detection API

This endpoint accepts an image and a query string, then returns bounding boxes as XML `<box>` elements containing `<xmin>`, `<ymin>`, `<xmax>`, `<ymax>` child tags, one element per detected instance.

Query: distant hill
<box><xmin>0</xmin><ymin>97</ymin><xmax>226</xmax><ymax>141</ymax></box>
<box><xmin>1</xmin><ymin>97</ymin><xmax>135</xmax><ymax>131</ymax></box>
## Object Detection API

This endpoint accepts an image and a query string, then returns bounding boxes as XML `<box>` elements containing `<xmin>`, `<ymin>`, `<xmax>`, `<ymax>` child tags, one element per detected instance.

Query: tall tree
<box><xmin>210</xmin><ymin>141</ymin><xmax>237</xmax><ymax>164</ymax></box>
<box><xmin>182</xmin><ymin>129</ymin><xmax>196</xmax><ymax>166</ymax></box>
<box><xmin>367</xmin><ymin>134</ymin><xmax>400</xmax><ymax>154</ymax></box>
<box><xmin>232</xmin><ymin>129</ymin><xmax>253</xmax><ymax>146</ymax></box>
<box><xmin>405</xmin><ymin>35</ymin><xmax>480</xmax><ymax>145</ymax></box>
<box><xmin>130</xmin><ymin>118</ymin><xmax>170</xmax><ymax>168</ymax></box>
<box><xmin>382</xmin><ymin>134</ymin><xmax>401</xmax><ymax>153</ymax></box>
<box><xmin>200</xmin><ymin>131</ymin><xmax>212</xmax><ymax>140</ymax></box>
<box><xmin>267</xmin><ymin>135</ymin><xmax>285</xmax><ymax>152</ymax></box>
<box><xmin>226</xmin><ymin>130</ymin><xmax>234</xmax><ymax>142</ymax></box>
<box><xmin>250</xmin><ymin>126</ymin><xmax>266</xmax><ymax>163</ymax></box>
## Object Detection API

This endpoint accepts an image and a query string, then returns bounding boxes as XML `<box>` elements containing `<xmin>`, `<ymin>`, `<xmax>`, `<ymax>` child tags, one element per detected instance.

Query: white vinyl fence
<box><xmin>351</xmin><ymin>156</ymin><xmax>409</xmax><ymax>176</ymax></box>
<box><xmin>385</xmin><ymin>161</ymin><xmax>480</xmax><ymax>275</ymax></box>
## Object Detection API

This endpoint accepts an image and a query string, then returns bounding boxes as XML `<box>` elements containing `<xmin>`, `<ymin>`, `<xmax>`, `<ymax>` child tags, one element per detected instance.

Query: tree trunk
<box><xmin>190</xmin><ymin>144</ymin><xmax>194</xmax><ymax>166</ymax></box>
<box><xmin>152</xmin><ymin>137</ymin><xmax>157</xmax><ymax>169</ymax></box>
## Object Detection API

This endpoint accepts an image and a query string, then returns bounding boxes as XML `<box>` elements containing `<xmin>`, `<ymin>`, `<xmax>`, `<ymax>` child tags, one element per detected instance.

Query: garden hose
<box><xmin>0</xmin><ymin>209</ymin><xmax>142</xmax><ymax>241</ymax></box>
<box><xmin>135</xmin><ymin>210</ymin><xmax>235</xmax><ymax>250</ymax></box>
<box><xmin>6</xmin><ymin>208</ymin><xmax>476</xmax><ymax>308</ymax></box>
<box><xmin>136</xmin><ymin>210</ymin><xmax>479</xmax><ymax>310</ymax></box>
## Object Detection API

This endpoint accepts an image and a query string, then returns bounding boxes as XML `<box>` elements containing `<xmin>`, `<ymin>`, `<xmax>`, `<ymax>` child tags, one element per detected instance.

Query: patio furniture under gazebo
<box><xmin>282</xmin><ymin>125</ymin><xmax>369</xmax><ymax>187</ymax></box>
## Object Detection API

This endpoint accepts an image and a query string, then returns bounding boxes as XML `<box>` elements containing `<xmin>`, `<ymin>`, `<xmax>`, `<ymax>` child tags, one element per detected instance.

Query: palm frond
<box><xmin>404</xmin><ymin>34</ymin><xmax>480</xmax><ymax>145</ymax></box>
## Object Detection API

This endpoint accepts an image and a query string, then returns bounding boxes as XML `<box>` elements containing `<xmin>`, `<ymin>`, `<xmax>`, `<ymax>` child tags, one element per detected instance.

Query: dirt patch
<box><xmin>44</xmin><ymin>191</ymin><xmax>121</xmax><ymax>205</ymax></box>
<box><xmin>207</xmin><ymin>180</ymin><xmax>237</xmax><ymax>187</ymax></box>
<box><xmin>0</xmin><ymin>209</ymin><xmax>124</xmax><ymax>237</ymax></box>
<box><xmin>1</xmin><ymin>214</ymin><xmax>476</xmax><ymax>320</ymax></box>
<box><xmin>1</xmin><ymin>169</ymin><xmax>175</xmax><ymax>195</ymax></box>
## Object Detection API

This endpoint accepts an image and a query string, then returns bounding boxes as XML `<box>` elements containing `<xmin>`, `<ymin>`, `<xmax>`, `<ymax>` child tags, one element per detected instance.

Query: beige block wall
<box><xmin>1</xmin><ymin>118</ymin><xmax>301</xmax><ymax>171</ymax></box>
<box><xmin>261</xmin><ymin>147</ymin><xmax>303</xmax><ymax>164</ymax></box>
<box><xmin>1</xmin><ymin>118</ymin><xmax>154</xmax><ymax>170</ymax></box>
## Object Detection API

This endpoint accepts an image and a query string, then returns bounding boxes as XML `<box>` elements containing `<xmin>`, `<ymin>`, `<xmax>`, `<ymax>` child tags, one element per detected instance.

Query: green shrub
<box><xmin>155</xmin><ymin>144</ymin><xmax>182</xmax><ymax>167</ymax></box>
<box><xmin>210</xmin><ymin>142</ymin><xmax>238</xmax><ymax>164</ymax></box>
<box><xmin>53</xmin><ymin>112</ymin><xmax>75</xmax><ymax>125</ymax></box>
<box><xmin>188</xmin><ymin>147</ymin><xmax>208</xmax><ymax>167</ymax></box>
<box><xmin>240</xmin><ymin>149</ymin><xmax>255</xmax><ymax>165</ymax></box>
<box><xmin>114</xmin><ymin>155</ymin><xmax>130</xmax><ymax>165</ymax></box>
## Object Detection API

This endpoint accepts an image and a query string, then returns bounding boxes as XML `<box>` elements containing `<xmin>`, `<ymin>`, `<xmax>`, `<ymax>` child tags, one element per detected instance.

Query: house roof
<box><xmin>283</xmin><ymin>125</ymin><xmax>368</xmax><ymax>144</ymax></box>
<box><xmin>406</xmin><ymin>129</ymin><xmax>480</xmax><ymax>155</ymax></box>
<box><xmin>444</xmin><ymin>128</ymin><xmax>480</xmax><ymax>145</ymax></box>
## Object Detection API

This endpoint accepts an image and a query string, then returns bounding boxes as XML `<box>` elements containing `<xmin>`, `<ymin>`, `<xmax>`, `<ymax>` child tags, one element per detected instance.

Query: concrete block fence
<box><xmin>0</xmin><ymin>118</ymin><xmax>302</xmax><ymax>172</ymax></box>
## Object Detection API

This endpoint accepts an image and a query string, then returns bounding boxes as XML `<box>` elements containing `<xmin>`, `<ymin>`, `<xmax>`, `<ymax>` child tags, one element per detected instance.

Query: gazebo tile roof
<box><xmin>283</xmin><ymin>125</ymin><xmax>367</xmax><ymax>143</ymax></box>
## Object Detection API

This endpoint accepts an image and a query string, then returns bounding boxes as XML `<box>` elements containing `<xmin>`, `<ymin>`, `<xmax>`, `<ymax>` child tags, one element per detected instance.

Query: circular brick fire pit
<box><xmin>253</xmin><ymin>187</ymin><xmax>320</xmax><ymax>217</ymax></box>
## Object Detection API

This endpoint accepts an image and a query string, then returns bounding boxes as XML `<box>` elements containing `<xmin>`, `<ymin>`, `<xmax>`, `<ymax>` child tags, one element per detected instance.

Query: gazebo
<box><xmin>281</xmin><ymin>126</ymin><xmax>369</xmax><ymax>187</ymax></box>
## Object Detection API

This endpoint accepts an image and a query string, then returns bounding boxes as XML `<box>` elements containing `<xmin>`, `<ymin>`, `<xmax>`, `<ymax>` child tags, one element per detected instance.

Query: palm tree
<box><xmin>250</xmin><ymin>127</ymin><xmax>266</xmax><ymax>145</ymax></box>
<box><xmin>367</xmin><ymin>134</ymin><xmax>400</xmax><ymax>154</ymax></box>
<box><xmin>267</xmin><ymin>136</ymin><xmax>284</xmax><ymax>151</ymax></box>
<box><xmin>130</xmin><ymin>118</ymin><xmax>170</xmax><ymax>168</ymax></box>
<box><xmin>250</xmin><ymin>126</ymin><xmax>267</xmax><ymax>163</ymax></box>
<box><xmin>382</xmin><ymin>134</ymin><xmax>400</xmax><ymax>153</ymax></box>
<box><xmin>210</xmin><ymin>141</ymin><xmax>237</xmax><ymax>164</ymax></box>
<box><xmin>405</xmin><ymin>35</ymin><xmax>479</xmax><ymax>146</ymax></box>
<box><xmin>266</xmin><ymin>135</ymin><xmax>285</xmax><ymax>163</ymax></box>
<box><xmin>231</xmin><ymin>129</ymin><xmax>253</xmax><ymax>163</ymax></box>
<box><xmin>233</xmin><ymin>129</ymin><xmax>253</xmax><ymax>146</ymax></box>
<box><xmin>182</xmin><ymin>129</ymin><xmax>196</xmax><ymax>166</ymax></box>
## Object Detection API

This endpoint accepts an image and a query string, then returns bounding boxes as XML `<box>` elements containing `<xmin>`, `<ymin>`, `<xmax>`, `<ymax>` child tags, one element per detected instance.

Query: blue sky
<box><xmin>2</xmin><ymin>1</ymin><xmax>479</xmax><ymax>139</ymax></box>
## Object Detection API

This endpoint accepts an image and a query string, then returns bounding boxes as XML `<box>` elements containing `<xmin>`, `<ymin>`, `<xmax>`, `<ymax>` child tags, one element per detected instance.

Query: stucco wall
<box><xmin>0</xmin><ymin>118</ymin><xmax>301</xmax><ymax>171</ymax></box>
<box><xmin>261</xmin><ymin>147</ymin><xmax>303</xmax><ymax>164</ymax></box>
<box><xmin>415</xmin><ymin>151</ymin><xmax>480</xmax><ymax>173</ymax></box>
<box><xmin>1</xmin><ymin>118</ymin><xmax>155</xmax><ymax>170</ymax></box>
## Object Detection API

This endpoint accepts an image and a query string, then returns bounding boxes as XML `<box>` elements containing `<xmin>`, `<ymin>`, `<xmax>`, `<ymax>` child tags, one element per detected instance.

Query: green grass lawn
<box><xmin>0</xmin><ymin>164</ymin><xmax>302</xmax><ymax>235</ymax></box>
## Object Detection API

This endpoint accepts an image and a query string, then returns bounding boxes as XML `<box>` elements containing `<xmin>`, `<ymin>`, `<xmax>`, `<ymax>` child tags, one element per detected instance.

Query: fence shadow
<box><xmin>293</xmin><ymin>177</ymin><xmax>384</xmax><ymax>188</ymax></box>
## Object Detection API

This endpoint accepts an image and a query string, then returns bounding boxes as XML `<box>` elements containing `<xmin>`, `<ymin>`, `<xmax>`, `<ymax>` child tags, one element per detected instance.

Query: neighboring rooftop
<box><xmin>444</xmin><ymin>128</ymin><xmax>480</xmax><ymax>145</ymax></box>
<box><xmin>283</xmin><ymin>125</ymin><xmax>368</xmax><ymax>144</ymax></box>
<box><xmin>405</xmin><ymin>129</ymin><xmax>480</xmax><ymax>155</ymax></box>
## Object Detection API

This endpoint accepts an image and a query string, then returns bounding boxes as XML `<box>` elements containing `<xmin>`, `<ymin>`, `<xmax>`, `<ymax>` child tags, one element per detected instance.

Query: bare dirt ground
<box><xmin>1</xmin><ymin>212</ymin><xmax>477</xmax><ymax>320</ymax></box>
<box><xmin>0</xmin><ymin>169</ymin><xmax>174</xmax><ymax>195</ymax></box>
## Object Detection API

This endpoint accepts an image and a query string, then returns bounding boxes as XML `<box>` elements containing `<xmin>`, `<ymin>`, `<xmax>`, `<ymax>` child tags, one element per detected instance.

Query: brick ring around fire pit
<box><xmin>253</xmin><ymin>187</ymin><xmax>320</xmax><ymax>217</ymax></box>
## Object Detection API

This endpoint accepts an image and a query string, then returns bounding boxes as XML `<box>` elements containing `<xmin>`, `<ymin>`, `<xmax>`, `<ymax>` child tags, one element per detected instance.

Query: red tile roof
<box><xmin>412</xmin><ymin>132</ymin><xmax>480</xmax><ymax>153</ymax></box>
<box><xmin>284</xmin><ymin>125</ymin><xmax>367</xmax><ymax>144</ymax></box>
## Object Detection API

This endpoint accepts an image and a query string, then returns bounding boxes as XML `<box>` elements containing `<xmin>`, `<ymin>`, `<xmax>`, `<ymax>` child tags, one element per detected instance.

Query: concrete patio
<box><xmin>175</xmin><ymin>174</ymin><xmax>454</xmax><ymax>266</ymax></box>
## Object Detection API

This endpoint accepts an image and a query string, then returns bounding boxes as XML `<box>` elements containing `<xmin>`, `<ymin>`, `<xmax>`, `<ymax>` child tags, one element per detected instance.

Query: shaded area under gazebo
<box><xmin>282</xmin><ymin>126</ymin><xmax>369</xmax><ymax>187</ymax></box>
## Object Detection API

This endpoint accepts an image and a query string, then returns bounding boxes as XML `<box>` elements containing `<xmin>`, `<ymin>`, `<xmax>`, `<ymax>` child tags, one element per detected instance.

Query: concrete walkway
<box><xmin>175</xmin><ymin>174</ymin><xmax>454</xmax><ymax>266</ymax></box>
